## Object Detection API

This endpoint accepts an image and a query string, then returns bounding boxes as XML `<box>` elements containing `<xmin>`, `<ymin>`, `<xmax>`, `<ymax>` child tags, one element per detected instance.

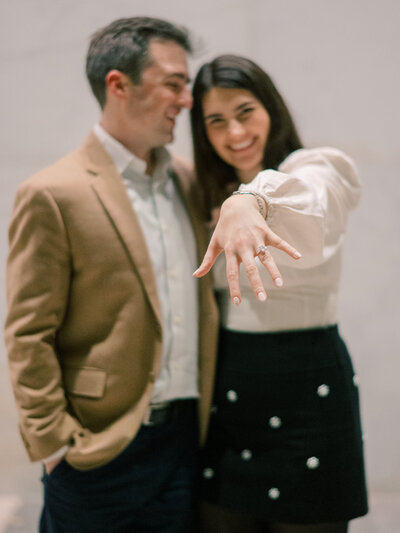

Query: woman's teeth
<box><xmin>230</xmin><ymin>139</ymin><xmax>253</xmax><ymax>151</ymax></box>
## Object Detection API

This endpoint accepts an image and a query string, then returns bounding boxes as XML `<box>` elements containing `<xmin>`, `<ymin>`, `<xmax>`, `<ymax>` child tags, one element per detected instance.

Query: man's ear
<box><xmin>105</xmin><ymin>70</ymin><xmax>130</xmax><ymax>100</ymax></box>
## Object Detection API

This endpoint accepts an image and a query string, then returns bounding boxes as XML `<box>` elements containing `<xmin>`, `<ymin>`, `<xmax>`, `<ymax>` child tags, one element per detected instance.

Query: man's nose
<box><xmin>178</xmin><ymin>86</ymin><xmax>193</xmax><ymax>109</ymax></box>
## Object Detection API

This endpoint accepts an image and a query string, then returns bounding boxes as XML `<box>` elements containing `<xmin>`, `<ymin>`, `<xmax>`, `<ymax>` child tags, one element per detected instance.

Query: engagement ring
<box><xmin>257</xmin><ymin>245</ymin><xmax>268</xmax><ymax>255</ymax></box>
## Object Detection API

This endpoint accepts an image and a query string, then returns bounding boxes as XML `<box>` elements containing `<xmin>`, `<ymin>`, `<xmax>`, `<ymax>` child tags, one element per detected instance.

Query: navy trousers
<box><xmin>40</xmin><ymin>401</ymin><xmax>198</xmax><ymax>533</ymax></box>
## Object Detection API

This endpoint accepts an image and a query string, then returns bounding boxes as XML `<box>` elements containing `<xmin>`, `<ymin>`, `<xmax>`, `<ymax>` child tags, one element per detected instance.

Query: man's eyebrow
<box><xmin>165</xmin><ymin>72</ymin><xmax>191</xmax><ymax>83</ymax></box>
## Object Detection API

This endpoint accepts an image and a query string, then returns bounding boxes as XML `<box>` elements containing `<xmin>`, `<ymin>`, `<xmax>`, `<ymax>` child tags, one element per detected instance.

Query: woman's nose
<box><xmin>227</xmin><ymin>119</ymin><xmax>245</xmax><ymax>138</ymax></box>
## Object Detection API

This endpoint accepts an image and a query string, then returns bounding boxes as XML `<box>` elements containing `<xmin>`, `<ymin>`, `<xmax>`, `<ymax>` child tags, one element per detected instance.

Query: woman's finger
<box><xmin>193</xmin><ymin>239</ymin><xmax>222</xmax><ymax>278</ymax></box>
<box><xmin>225</xmin><ymin>253</ymin><xmax>243</xmax><ymax>305</ymax></box>
<box><xmin>266</xmin><ymin>229</ymin><xmax>302</xmax><ymax>259</ymax></box>
<box><xmin>240</xmin><ymin>250</ymin><xmax>267</xmax><ymax>302</ymax></box>
<box><xmin>257</xmin><ymin>247</ymin><xmax>284</xmax><ymax>288</ymax></box>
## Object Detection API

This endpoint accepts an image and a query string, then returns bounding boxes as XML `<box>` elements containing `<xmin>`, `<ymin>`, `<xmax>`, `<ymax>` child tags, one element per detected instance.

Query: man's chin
<box><xmin>163</xmin><ymin>132</ymin><xmax>174</xmax><ymax>145</ymax></box>
<box><xmin>152</xmin><ymin>129</ymin><xmax>175</xmax><ymax>148</ymax></box>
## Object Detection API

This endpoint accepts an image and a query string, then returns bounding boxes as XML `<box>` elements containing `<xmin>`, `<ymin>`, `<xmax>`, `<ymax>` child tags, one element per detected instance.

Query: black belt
<box><xmin>142</xmin><ymin>399</ymin><xmax>195</xmax><ymax>426</ymax></box>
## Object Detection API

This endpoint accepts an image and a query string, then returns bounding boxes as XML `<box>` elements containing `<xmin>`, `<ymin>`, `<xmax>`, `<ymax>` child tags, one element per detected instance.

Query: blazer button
<box><xmin>154</xmin><ymin>322</ymin><xmax>162</xmax><ymax>337</ymax></box>
<box><xmin>149</xmin><ymin>371</ymin><xmax>156</xmax><ymax>383</ymax></box>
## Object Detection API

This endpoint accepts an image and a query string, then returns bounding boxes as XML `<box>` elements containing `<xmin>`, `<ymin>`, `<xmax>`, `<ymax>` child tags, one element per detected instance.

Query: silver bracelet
<box><xmin>231</xmin><ymin>190</ymin><xmax>267</xmax><ymax>219</ymax></box>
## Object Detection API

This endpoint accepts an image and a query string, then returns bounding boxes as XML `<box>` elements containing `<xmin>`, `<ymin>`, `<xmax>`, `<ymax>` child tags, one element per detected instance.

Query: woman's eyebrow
<box><xmin>234</xmin><ymin>100</ymin><xmax>255</xmax><ymax>111</ymax></box>
<box><xmin>204</xmin><ymin>112</ymin><xmax>223</xmax><ymax>121</ymax></box>
<box><xmin>204</xmin><ymin>100</ymin><xmax>255</xmax><ymax>121</ymax></box>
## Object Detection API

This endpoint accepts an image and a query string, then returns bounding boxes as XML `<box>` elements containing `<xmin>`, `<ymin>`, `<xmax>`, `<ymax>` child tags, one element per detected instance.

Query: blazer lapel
<box><xmin>81</xmin><ymin>133</ymin><xmax>162</xmax><ymax>326</ymax></box>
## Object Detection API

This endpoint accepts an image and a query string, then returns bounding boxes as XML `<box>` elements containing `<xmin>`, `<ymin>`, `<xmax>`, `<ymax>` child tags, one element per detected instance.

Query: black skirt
<box><xmin>200</xmin><ymin>325</ymin><xmax>368</xmax><ymax>523</ymax></box>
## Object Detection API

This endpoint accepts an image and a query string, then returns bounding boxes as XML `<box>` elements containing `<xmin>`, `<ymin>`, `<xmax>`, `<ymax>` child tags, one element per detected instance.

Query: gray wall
<box><xmin>1</xmin><ymin>0</ymin><xmax>399</xmax><ymax>495</ymax></box>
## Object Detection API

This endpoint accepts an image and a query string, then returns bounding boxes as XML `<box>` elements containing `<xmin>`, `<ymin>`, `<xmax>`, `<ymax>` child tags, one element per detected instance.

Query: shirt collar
<box><xmin>93</xmin><ymin>123</ymin><xmax>172</xmax><ymax>183</ymax></box>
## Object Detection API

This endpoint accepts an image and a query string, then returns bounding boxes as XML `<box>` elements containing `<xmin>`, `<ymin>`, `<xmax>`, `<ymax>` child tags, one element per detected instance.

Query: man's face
<box><xmin>125</xmin><ymin>39</ymin><xmax>192</xmax><ymax>159</ymax></box>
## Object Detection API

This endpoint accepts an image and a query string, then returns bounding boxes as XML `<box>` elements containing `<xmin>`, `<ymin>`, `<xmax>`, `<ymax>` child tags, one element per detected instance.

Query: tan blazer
<box><xmin>5</xmin><ymin>133</ymin><xmax>218</xmax><ymax>470</ymax></box>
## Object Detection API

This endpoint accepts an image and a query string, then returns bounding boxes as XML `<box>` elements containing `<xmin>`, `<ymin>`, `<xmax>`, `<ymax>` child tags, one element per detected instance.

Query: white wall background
<box><xmin>1</xmin><ymin>0</ymin><xmax>399</xmax><ymax>502</ymax></box>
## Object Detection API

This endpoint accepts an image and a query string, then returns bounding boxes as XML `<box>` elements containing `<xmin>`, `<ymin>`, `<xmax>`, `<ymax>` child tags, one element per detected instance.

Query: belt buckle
<box><xmin>142</xmin><ymin>401</ymin><xmax>170</xmax><ymax>426</ymax></box>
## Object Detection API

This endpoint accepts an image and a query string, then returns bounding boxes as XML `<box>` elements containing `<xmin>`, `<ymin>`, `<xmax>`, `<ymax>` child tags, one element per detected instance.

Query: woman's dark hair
<box><xmin>191</xmin><ymin>55</ymin><xmax>303</xmax><ymax>219</ymax></box>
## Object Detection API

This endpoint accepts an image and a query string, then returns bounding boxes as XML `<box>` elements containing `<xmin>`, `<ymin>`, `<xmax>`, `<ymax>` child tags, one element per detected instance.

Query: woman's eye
<box><xmin>207</xmin><ymin>118</ymin><xmax>224</xmax><ymax>126</ymax></box>
<box><xmin>239</xmin><ymin>107</ymin><xmax>254</xmax><ymax>118</ymax></box>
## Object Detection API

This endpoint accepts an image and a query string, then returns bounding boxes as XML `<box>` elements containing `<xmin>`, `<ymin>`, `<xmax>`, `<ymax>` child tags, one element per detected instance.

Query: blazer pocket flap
<box><xmin>64</xmin><ymin>367</ymin><xmax>107</xmax><ymax>399</ymax></box>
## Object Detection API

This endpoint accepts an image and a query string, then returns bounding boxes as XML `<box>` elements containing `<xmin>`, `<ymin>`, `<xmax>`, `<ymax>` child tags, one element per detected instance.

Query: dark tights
<box><xmin>200</xmin><ymin>502</ymin><xmax>348</xmax><ymax>533</ymax></box>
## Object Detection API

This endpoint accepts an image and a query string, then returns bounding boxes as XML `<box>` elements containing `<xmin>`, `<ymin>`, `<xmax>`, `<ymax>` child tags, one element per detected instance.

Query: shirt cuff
<box><xmin>42</xmin><ymin>445</ymin><xmax>69</xmax><ymax>464</ymax></box>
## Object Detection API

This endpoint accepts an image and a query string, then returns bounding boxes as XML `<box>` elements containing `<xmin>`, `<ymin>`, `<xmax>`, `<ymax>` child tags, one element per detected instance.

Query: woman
<box><xmin>191</xmin><ymin>55</ymin><xmax>368</xmax><ymax>533</ymax></box>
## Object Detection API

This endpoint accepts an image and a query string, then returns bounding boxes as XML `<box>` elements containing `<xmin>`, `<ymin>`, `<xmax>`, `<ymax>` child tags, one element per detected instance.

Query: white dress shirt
<box><xmin>43</xmin><ymin>126</ymin><xmax>200</xmax><ymax>465</ymax></box>
<box><xmin>213</xmin><ymin>147</ymin><xmax>361</xmax><ymax>332</ymax></box>
<box><xmin>93</xmin><ymin>124</ymin><xmax>199</xmax><ymax>402</ymax></box>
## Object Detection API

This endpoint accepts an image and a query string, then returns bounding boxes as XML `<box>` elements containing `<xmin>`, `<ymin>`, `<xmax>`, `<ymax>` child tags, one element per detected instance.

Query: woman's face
<box><xmin>202</xmin><ymin>87</ymin><xmax>270</xmax><ymax>183</ymax></box>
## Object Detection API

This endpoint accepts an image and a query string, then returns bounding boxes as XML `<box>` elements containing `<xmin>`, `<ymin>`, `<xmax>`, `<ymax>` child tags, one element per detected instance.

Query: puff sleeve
<box><xmin>239</xmin><ymin>147</ymin><xmax>361</xmax><ymax>268</ymax></box>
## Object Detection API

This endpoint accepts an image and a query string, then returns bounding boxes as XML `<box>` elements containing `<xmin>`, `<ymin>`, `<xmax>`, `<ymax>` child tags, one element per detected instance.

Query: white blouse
<box><xmin>213</xmin><ymin>147</ymin><xmax>361</xmax><ymax>332</ymax></box>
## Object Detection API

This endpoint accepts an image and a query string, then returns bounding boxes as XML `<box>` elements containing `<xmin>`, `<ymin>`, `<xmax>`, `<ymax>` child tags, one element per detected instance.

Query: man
<box><xmin>5</xmin><ymin>17</ymin><xmax>218</xmax><ymax>532</ymax></box>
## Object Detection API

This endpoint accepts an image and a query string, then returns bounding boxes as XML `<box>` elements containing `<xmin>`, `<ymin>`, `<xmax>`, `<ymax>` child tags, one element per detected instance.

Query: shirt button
<box><xmin>268</xmin><ymin>416</ymin><xmax>282</xmax><ymax>429</ymax></box>
<box><xmin>226</xmin><ymin>390</ymin><xmax>238</xmax><ymax>402</ymax></box>
<box><xmin>268</xmin><ymin>487</ymin><xmax>280</xmax><ymax>500</ymax></box>
<box><xmin>306</xmin><ymin>456</ymin><xmax>320</xmax><ymax>469</ymax></box>
<box><xmin>317</xmin><ymin>384</ymin><xmax>330</xmax><ymax>397</ymax></box>
<box><xmin>173</xmin><ymin>316</ymin><xmax>182</xmax><ymax>325</ymax></box>
<box><xmin>241</xmin><ymin>449</ymin><xmax>252</xmax><ymax>461</ymax></box>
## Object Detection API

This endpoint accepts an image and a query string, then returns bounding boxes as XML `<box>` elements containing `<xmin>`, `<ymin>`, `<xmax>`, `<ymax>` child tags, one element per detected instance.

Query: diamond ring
<box><xmin>257</xmin><ymin>245</ymin><xmax>268</xmax><ymax>256</ymax></box>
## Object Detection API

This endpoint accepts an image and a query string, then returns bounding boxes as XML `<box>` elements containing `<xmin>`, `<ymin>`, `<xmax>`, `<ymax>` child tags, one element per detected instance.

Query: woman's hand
<box><xmin>193</xmin><ymin>194</ymin><xmax>301</xmax><ymax>304</ymax></box>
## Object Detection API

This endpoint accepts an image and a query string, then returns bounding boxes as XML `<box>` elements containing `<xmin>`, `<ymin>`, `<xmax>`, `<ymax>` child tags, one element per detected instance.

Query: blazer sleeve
<box><xmin>4</xmin><ymin>181</ymin><xmax>83</xmax><ymax>461</ymax></box>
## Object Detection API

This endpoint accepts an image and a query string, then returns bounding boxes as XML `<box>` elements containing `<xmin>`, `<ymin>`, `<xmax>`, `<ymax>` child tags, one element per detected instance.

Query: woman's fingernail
<box><xmin>294</xmin><ymin>251</ymin><xmax>302</xmax><ymax>259</ymax></box>
<box><xmin>192</xmin><ymin>269</ymin><xmax>199</xmax><ymax>276</ymax></box>
<box><xmin>233</xmin><ymin>297</ymin><xmax>240</xmax><ymax>306</ymax></box>
<box><xmin>275</xmin><ymin>277</ymin><xmax>283</xmax><ymax>287</ymax></box>
<box><xmin>257</xmin><ymin>292</ymin><xmax>267</xmax><ymax>302</ymax></box>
